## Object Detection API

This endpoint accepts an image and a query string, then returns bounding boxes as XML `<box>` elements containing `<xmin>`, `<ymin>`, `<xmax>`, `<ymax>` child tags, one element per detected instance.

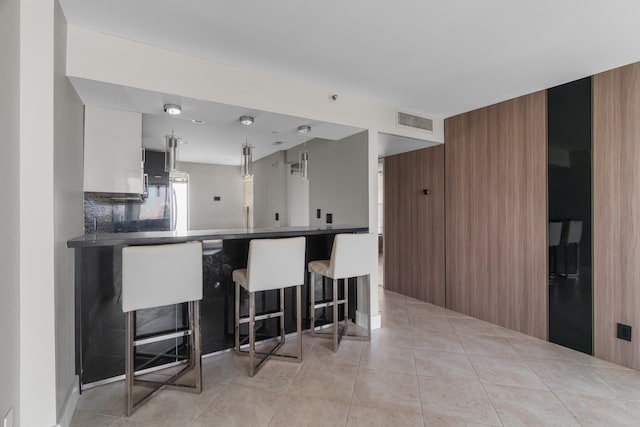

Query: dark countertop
<box><xmin>67</xmin><ymin>225</ymin><xmax>368</xmax><ymax>248</ymax></box>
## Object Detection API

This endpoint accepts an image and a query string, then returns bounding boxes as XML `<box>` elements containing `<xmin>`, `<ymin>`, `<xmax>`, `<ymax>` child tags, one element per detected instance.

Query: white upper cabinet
<box><xmin>83</xmin><ymin>106</ymin><xmax>143</xmax><ymax>193</ymax></box>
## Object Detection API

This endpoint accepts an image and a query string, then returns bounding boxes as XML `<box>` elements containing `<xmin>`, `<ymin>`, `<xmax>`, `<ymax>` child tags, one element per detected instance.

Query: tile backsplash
<box><xmin>84</xmin><ymin>190</ymin><xmax>170</xmax><ymax>233</ymax></box>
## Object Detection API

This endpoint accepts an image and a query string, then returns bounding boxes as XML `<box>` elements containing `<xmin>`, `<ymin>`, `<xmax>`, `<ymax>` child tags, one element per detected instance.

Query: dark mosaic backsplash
<box><xmin>84</xmin><ymin>190</ymin><xmax>170</xmax><ymax>233</ymax></box>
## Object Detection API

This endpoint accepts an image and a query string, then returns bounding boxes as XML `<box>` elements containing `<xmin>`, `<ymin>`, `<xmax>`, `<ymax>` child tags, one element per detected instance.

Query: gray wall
<box><xmin>286</xmin><ymin>163</ymin><xmax>309</xmax><ymax>226</ymax></box>
<box><xmin>253</xmin><ymin>151</ymin><xmax>287</xmax><ymax>228</ymax></box>
<box><xmin>254</xmin><ymin>132</ymin><xmax>369</xmax><ymax>229</ymax></box>
<box><xmin>181</xmin><ymin>162</ymin><xmax>244</xmax><ymax>229</ymax></box>
<box><xmin>0</xmin><ymin>0</ymin><xmax>21</xmax><ymax>423</ymax></box>
<box><xmin>54</xmin><ymin>1</ymin><xmax>85</xmax><ymax>418</ymax></box>
<box><xmin>297</xmin><ymin>131</ymin><xmax>369</xmax><ymax>226</ymax></box>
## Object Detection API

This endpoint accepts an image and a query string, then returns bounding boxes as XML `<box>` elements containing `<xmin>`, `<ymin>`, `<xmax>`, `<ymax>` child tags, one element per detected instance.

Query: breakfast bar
<box><xmin>68</xmin><ymin>225</ymin><xmax>368</xmax><ymax>389</ymax></box>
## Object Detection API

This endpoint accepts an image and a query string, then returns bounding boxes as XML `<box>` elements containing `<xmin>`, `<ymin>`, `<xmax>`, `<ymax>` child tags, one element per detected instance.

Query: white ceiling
<box><xmin>59</xmin><ymin>1</ymin><xmax>640</xmax><ymax>118</ymax></box>
<box><xmin>69</xmin><ymin>77</ymin><xmax>364</xmax><ymax>165</ymax></box>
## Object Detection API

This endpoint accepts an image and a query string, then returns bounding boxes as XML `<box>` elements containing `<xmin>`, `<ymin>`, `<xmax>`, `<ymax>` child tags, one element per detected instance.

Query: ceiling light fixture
<box><xmin>192</xmin><ymin>119</ymin><xmax>205</xmax><ymax>125</ymax></box>
<box><xmin>163</xmin><ymin>103</ymin><xmax>182</xmax><ymax>115</ymax></box>
<box><xmin>297</xmin><ymin>125</ymin><xmax>311</xmax><ymax>134</ymax></box>
<box><xmin>239</xmin><ymin>116</ymin><xmax>254</xmax><ymax>126</ymax></box>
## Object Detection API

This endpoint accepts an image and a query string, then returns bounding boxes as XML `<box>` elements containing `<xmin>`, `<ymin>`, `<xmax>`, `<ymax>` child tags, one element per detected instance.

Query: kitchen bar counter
<box><xmin>67</xmin><ymin>225</ymin><xmax>367</xmax><ymax>248</ymax></box>
<box><xmin>69</xmin><ymin>225</ymin><xmax>368</xmax><ymax>388</ymax></box>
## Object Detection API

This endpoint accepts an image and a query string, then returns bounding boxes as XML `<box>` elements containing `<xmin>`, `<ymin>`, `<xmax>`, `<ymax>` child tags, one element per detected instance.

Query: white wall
<box><xmin>286</xmin><ymin>163</ymin><xmax>310</xmax><ymax>227</ymax></box>
<box><xmin>54</xmin><ymin>1</ymin><xmax>84</xmax><ymax>422</ymax></box>
<box><xmin>181</xmin><ymin>162</ymin><xmax>244</xmax><ymax>230</ymax></box>
<box><xmin>20</xmin><ymin>0</ymin><xmax>58</xmax><ymax>425</ymax></box>
<box><xmin>253</xmin><ymin>151</ymin><xmax>287</xmax><ymax>228</ymax></box>
<box><xmin>65</xmin><ymin>26</ymin><xmax>444</xmax><ymax>145</ymax></box>
<box><xmin>0</xmin><ymin>0</ymin><xmax>22</xmax><ymax>424</ymax></box>
<box><xmin>297</xmin><ymin>131</ymin><xmax>369</xmax><ymax>227</ymax></box>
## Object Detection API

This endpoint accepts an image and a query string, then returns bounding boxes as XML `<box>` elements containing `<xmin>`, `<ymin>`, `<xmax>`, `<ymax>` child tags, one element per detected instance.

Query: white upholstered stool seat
<box><xmin>121</xmin><ymin>241</ymin><xmax>203</xmax><ymax>416</ymax></box>
<box><xmin>233</xmin><ymin>237</ymin><xmax>306</xmax><ymax>376</ymax></box>
<box><xmin>309</xmin><ymin>233</ymin><xmax>377</xmax><ymax>352</ymax></box>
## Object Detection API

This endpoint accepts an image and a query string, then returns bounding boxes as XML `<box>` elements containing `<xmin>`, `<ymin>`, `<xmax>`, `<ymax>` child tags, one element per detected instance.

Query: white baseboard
<box><xmin>56</xmin><ymin>376</ymin><xmax>79</xmax><ymax>427</ymax></box>
<box><xmin>370</xmin><ymin>313</ymin><xmax>381</xmax><ymax>330</ymax></box>
<box><xmin>355</xmin><ymin>311</ymin><xmax>382</xmax><ymax>330</ymax></box>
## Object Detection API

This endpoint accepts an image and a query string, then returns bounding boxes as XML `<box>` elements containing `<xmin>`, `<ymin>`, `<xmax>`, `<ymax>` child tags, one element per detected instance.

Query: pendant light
<box><xmin>165</xmin><ymin>132</ymin><xmax>179</xmax><ymax>172</ymax></box>
<box><xmin>241</xmin><ymin>140</ymin><xmax>253</xmax><ymax>177</ymax></box>
<box><xmin>299</xmin><ymin>151</ymin><xmax>309</xmax><ymax>180</ymax></box>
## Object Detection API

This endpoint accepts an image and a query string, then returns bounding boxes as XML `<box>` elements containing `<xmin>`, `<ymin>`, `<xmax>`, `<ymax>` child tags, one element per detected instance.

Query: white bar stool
<box><xmin>233</xmin><ymin>237</ymin><xmax>306</xmax><ymax>376</ymax></box>
<box><xmin>122</xmin><ymin>241</ymin><xmax>203</xmax><ymax>416</ymax></box>
<box><xmin>308</xmin><ymin>233</ymin><xmax>377</xmax><ymax>352</ymax></box>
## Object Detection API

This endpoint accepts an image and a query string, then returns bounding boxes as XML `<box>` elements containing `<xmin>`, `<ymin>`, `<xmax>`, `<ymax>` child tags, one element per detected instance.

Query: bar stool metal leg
<box><xmin>125</xmin><ymin>311</ymin><xmax>135</xmax><ymax>416</ymax></box>
<box><xmin>280</xmin><ymin>288</ymin><xmax>285</xmax><ymax>342</ymax></box>
<box><xmin>296</xmin><ymin>285</ymin><xmax>302</xmax><ymax>362</ymax></box>
<box><xmin>310</xmin><ymin>272</ymin><xmax>316</xmax><ymax>336</ymax></box>
<box><xmin>249</xmin><ymin>291</ymin><xmax>256</xmax><ymax>377</ymax></box>
<box><xmin>333</xmin><ymin>278</ymin><xmax>339</xmax><ymax>352</ymax></box>
<box><xmin>235</xmin><ymin>282</ymin><xmax>240</xmax><ymax>355</ymax></box>
<box><xmin>344</xmin><ymin>278</ymin><xmax>349</xmax><ymax>335</ymax></box>
<box><xmin>191</xmin><ymin>301</ymin><xmax>203</xmax><ymax>393</ymax></box>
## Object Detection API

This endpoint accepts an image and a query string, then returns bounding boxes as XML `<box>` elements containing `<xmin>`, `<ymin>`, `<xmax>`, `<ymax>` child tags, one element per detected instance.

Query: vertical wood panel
<box><xmin>384</xmin><ymin>145</ymin><xmax>445</xmax><ymax>305</ymax></box>
<box><xmin>593</xmin><ymin>62</ymin><xmax>640</xmax><ymax>370</ymax></box>
<box><xmin>445</xmin><ymin>92</ymin><xmax>547</xmax><ymax>339</ymax></box>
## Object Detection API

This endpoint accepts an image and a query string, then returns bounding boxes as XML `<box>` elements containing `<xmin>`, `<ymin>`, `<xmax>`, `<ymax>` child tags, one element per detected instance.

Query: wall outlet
<box><xmin>617</xmin><ymin>323</ymin><xmax>632</xmax><ymax>341</ymax></box>
<box><xmin>213</xmin><ymin>196</ymin><xmax>221</xmax><ymax>201</ymax></box>
<box><xmin>316</xmin><ymin>208</ymin><xmax>321</xmax><ymax>219</ymax></box>
<box><xmin>3</xmin><ymin>407</ymin><xmax>13</xmax><ymax>427</ymax></box>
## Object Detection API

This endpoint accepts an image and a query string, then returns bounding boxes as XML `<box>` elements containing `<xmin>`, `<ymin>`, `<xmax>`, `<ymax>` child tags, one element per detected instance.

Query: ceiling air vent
<box><xmin>397</xmin><ymin>111</ymin><xmax>433</xmax><ymax>132</ymax></box>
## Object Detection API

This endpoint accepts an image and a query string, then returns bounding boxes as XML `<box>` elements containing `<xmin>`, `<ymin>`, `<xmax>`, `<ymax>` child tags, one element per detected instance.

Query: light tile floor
<box><xmin>72</xmin><ymin>287</ymin><xmax>640</xmax><ymax>426</ymax></box>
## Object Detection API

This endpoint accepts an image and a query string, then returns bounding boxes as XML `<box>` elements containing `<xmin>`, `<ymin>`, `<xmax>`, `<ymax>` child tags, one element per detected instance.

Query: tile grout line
<box><xmin>452</xmin><ymin>322</ymin><xmax>505</xmax><ymax>427</ymax></box>
<box><xmin>520</xmin><ymin>361</ymin><xmax>586</xmax><ymax>427</ymax></box>
<box><xmin>404</xmin><ymin>298</ymin><xmax>424</xmax><ymax>421</ymax></box>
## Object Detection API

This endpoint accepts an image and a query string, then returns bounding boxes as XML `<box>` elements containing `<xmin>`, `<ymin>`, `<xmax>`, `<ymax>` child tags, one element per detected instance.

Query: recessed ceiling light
<box><xmin>239</xmin><ymin>116</ymin><xmax>254</xmax><ymax>125</ymax></box>
<box><xmin>192</xmin><ymin>119</ymin><xmax>205</xmax><ymax>125</ymax></box>
<box><xmin>297</xmin><ymin>125</ymin><xmax>311</xmax><ymax>134</ymax></box>
<box><xmin>273</xmin><ymin>141</ymin><xmax>284</xmax><ymax>145</ymax></box>
<box><xmin>163</xmin><ymin>103</ymin><xmax>182</xmax><ymax>115</ymax></box>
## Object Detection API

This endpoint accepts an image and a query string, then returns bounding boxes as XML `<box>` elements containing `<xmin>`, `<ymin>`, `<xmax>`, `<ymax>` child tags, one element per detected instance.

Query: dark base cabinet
<box><xmin>75</xmin><ymin>232</ymin><xmax>359</xmax><ymax>388</ymax></box>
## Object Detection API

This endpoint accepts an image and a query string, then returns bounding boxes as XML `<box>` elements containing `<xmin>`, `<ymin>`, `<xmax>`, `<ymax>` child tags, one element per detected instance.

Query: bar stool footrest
<box><xmin>238</xmin><ymin>310</ymin><xmax>284</xmax><ymax>324</ymax></box>
<box><xmin>130</xmin><ymin>359</ymin><xmax>201</xmax><ymax>413</ymax></box>
<box><xmin>312</xmin><ymin>299</ymin><xmax>346</xmax><ymax>309</ymax></box>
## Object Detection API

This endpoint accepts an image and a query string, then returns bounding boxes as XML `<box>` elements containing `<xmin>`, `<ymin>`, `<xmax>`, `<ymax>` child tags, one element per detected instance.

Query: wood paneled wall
<box><xmin>384</xmin><ymin>145</ymin><xmax>445</xmax><ymax>305</ymax></box>
<box><xmin>593</xmin><ymin>62</ymin><xmax>640</xmax><ymax>370</ymax></box>
<box><xmin>445</xmin><ymin>92</ymin><xmax>548</xmax><ymax>339</ymax></box>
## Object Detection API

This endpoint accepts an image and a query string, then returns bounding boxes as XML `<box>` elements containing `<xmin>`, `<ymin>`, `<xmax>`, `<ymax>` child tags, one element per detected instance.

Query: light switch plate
<box><xmin>3</xmin><ymin>407</ymin><xmax>13</xmax><ymax>427</ymax></box>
